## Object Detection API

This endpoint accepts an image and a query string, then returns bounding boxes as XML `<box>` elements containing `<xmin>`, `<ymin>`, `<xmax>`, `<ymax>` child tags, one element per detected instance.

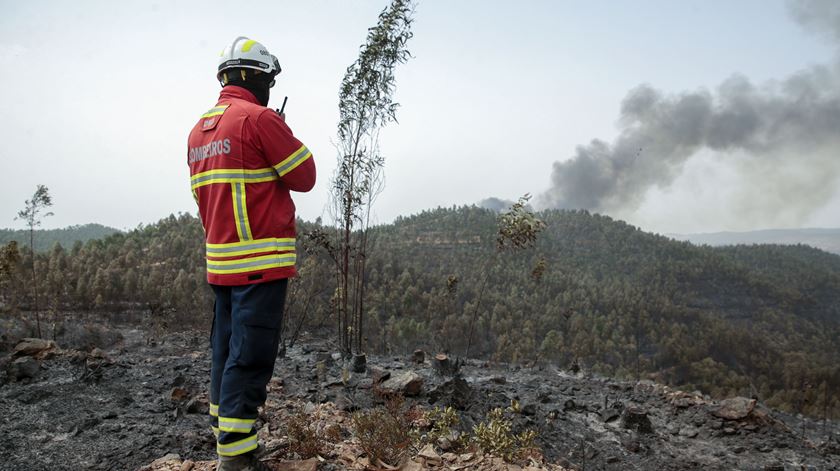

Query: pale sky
<box><xmin>1</xmin><ymin>0</ymin><xmax>836</xmax><ymax>234</ymax></box>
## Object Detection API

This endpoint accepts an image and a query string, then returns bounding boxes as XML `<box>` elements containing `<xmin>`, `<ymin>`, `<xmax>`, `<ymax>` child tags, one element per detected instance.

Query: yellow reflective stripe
<box><xmin>201</xmin><ymin>104</ymin><xmax>229</xmax><ymax>118</ymax></box>
<box><xmin>207</xmin><ymin>253</ymin><xmax>296</xmax><ymax>275</ymax></box>
<box><xmin>230</xmin><ymin>183</ymin><xmax>252</xmax><ymax>241</ymax></box>
<box><xmin>206</xmin><ymin>237</ymin><xmax>296</xmax><ymax>258</ymax></box>
<box><xmin>208</xmin><ymin>253</ymin><xmax>296</xmax><ymax>266</ymax></box>
<box><xmin>190</xmin><ymin>168</ymin><xmax>278</xmax><ymax>191</ymax></box>
<box><xmin>218</xmin><ymin>417</ymin><xmax>256</xmax><ymax>433</ymax></box>
<box><xmin>206</xmin><ymin>237</ymin><xmax>295</xmax><ymax>249</ymax></box>
<box><xmin>217</xmin><ymin>434</ymin><xmax>258</xmax><ymax>456</ymax></box>
<box><xmin>209</xmin><ymin>403</ymin><xmax>219</xmax><ymax>417</ymax></box>
<box><xmin>211</xmin><ymin>426</ymin><xmax>220</xmax><ymax>438</ymax></box>
<box><xmin>274</xmin><ymin>145</ymin><xmax>312</xmax><ymax>177</ymax></box>
<box><xmin>241</xmin><ymin>39</ymin><xmax>257</xmax><ymax>52</ymax></box>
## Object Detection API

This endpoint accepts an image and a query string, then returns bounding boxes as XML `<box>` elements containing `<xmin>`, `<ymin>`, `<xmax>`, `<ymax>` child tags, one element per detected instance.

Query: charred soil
<box><xmin>1</xmin><ymin>322</ymin><xmax>839</xmax><ymax>471</ymax></box>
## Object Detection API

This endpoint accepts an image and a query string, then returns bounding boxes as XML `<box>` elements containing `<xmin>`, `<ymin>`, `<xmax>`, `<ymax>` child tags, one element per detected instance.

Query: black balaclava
<box><xmin>224</xmin><ymin>69</ymin><xmax>273</xmax><ymax>106</ymax></box>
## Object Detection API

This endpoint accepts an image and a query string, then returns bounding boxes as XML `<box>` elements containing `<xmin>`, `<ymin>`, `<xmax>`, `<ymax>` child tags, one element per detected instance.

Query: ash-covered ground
<box><xmin>1</xmin><ymin>319</ymin><xmax>838</xmax><ymax>471</ymax></box>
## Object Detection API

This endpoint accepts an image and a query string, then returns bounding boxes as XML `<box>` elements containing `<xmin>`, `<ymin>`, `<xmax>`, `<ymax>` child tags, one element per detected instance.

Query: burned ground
<box><xmin>1</xmin><ymin>320</ymin><xmax>838</xmax><ymax>471</ymax></box>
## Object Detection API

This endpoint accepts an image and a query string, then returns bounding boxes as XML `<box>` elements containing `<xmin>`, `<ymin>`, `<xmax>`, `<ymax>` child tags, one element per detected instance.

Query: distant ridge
<box><xmin>669</xmin><ymin>228</ymin><xmax>840</xmax><ymax>255</ymax></box>
<box><xmin>0</xmin><ymin>223</ymin><xmax>121</xmax><ymax>251</ymax></box>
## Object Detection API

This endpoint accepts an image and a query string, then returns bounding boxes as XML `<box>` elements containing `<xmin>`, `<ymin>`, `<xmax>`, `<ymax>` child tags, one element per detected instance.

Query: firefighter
<box><xmin>187</xmin><ymin>36</ymin><xmax>316</xmax><ymax>471</ymax></box>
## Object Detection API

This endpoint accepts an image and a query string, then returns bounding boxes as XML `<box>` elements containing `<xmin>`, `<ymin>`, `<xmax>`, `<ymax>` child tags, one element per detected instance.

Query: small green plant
<box><xmin>472</xmin><ymin>408</ymin><xmax>540</xmax><ymax>461</ymax></box>
<box><xmin>412</xmin><ymin>406</ymin><xmax>463</xmax><ymax>449</ymax></box>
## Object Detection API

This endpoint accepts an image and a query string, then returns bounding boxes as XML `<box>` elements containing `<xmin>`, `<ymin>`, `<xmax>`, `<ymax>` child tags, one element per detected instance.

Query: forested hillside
<box><xmin>1</xmin><ymin>207</ymin><xmax>838</xmax><ymax>418</ymax></box>
<box><xmin>0</xmin><ymin>224</ymin><xmax>120</xmax><ymax>251</ymax></box>
<box><xmin>671</xmin><ymin>228</ymin><xmax>840</xmax><ymax>255</ymax></box>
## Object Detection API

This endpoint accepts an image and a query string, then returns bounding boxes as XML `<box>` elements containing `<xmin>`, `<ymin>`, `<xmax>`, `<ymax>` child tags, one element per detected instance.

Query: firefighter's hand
<box><xmin>275</xmin><ymin>109</ymin><xmax>286</xmax><ymax>121</ymax></box>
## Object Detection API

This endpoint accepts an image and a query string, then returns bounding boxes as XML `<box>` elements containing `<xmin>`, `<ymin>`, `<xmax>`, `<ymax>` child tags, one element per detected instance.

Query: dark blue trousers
<box><xmin>208</xmin><ymin>279</ymin><xmax>287</xmax><ymax>456</ymax></box>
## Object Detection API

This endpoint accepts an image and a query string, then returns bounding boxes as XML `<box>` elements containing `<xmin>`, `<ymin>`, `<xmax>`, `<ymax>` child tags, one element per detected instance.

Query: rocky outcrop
<box><xmin>712</xmin><ymin>396</ymin><xmax>756</xmax><ymax>420</ymax></box>
<box><xmin>14</xmin><ymin>338</ymin><xmax>58</xmax><ymax>359</ymax></box>
<box><xmin>379</xmin><ymin>371</ymin><xmax>424</xmax><ymax>396</ymax></box>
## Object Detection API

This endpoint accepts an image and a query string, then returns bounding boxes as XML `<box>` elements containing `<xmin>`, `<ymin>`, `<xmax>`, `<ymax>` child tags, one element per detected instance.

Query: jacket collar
<box><xmin>219</xmin><ymin>85</ymin><xmax>259</xmax><ymax>105</ymax></box>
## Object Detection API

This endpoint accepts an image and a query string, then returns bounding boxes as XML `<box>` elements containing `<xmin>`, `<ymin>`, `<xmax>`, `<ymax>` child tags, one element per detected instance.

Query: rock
<box><xmin>418</xmin><ymin>443</ymin><xmax>442</xmax><ymax>465</ymax></box>
<box><xmin>186</xmin><ymin>398</ymin><xmax>208</xmax><ymax>414</ymax></box>
<box><xmin>712</xmin><ymin>397</ymin><xmax>756</xmax><ymax>420</ymax></box>
<box><xmin>412</xmin><ymin>349</ymin><xmax>425</xmax><ymax>364</ymax></box>
<box><xmin>441</xmin><ymin>452</ymin><xmax>458</xmax><ymax>462</ymax></box>
<box><xmin>351</xmin><ymin>353</ymin><xmax>366</xmax><ymax>373</ymax></box>
<box><xmin>489</xmin><ymin>375</ymin><xmax>507</xmax><ymax>384</ymax></box>
<box><xmin>601</xmin><ymin>402</ymin><xmax>623</xmax><ymax>422</ymax></box>
<box><xmin>620</xmin><ymin>407</ymin><xmax>654</xmax><ymax>434</ymax></box>
<box><xmin>150</xmin><ymin>453</ymin><xmax>181</xmax><ymax>466</ymax></box>
<box><xmin>428</xmin><ymin>376</ymin><xmax>472</xmax><ymax>409</ymax></box>
<box><xmin>169</xmin><ymin>387</ymin><xmax>190</xmax><ymax>402</ymax></box>
<box><xmin>278</xmin><ymin>458</ymin><xmax>319</xmax><ymax>471</ymax></box>
<box><xmin>8</xmin><ymin>356</ymin><xmax>39</xmax><ymax>380</ymax></box>
<box><xmin>679</xmin><ymin>426</ymin><xmax>699</xmax><ymax>438</ymax></box>
<box><xmin>368</xmin><ymin>366</ymin><xmax>390</xmax><ymax>384</ymax></box>
<box><xmin>14</xmin><ymin>338</ymin><xmax>57</xmax><ymax>357</ymax></box>
<box><xmin>89</xmin><ymin>347</ymin><xmax>110</xmax><ymax>361</ymax></box>
<box><xmin>380</xmin><ymin>371</ymin><xmax>424</xmax><ymax>396</ymax></box>
<box><xmin>671</xmin><ymin>391</ymin><xmax>704</xmax><ymax>408</ymax></box>
<box><xmin>314</xmin><ymin>351</ymin><xmax>333</xmax><ymax>366</ymax></box>
<box><xmin>521</xmin><ymin>403</ymin><xmax>537</xmax><ymax>416</ymax></box>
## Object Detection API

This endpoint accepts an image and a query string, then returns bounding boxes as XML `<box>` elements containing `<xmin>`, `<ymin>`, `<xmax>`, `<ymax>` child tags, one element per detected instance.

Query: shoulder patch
<box><xmin>200</xmin><ymin>104</ymin><xmax>229</xmax><ymax>132</ymax></box>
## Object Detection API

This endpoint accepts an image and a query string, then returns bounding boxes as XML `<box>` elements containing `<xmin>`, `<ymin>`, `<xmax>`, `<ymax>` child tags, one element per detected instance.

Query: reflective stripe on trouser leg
<box><xmin>218</xmin><ymin>416</ymin><xmax>256</xmax><ymax>433</ymax></box>
<box><xmin>216</xmin><ymin>279</ymin><xmax>288</xmax><ymax>452</ymax></box>
<box><xmin>217</xmin><ymin>434</ymin><xmax>258</xmax><ymax>456</ymax></box>
<box><xmin>209</xmin><ymin>403</ymin><xmax>220</xmax><ymax>437</ymax></box>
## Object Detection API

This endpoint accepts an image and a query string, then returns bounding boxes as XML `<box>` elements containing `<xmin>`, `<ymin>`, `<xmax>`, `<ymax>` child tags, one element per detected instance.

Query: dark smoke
<box><xmin>538</xmin><ymin>0</ymin><xmax>840</xmax><ymax>227</ymax></box>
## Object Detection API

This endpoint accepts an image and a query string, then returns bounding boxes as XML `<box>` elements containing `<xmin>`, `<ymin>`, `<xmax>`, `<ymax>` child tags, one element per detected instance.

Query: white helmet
<box><xmin>217</xmin><ymin>36</ymin><xmax>281</xmax><ymax>82</ymax></box>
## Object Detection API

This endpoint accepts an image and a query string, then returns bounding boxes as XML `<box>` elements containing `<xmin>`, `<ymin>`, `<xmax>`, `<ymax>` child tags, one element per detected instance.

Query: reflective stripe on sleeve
<box><xmin>217</xmin><ymin>434</ymin><xmax>258</xmax><ymax>456</ymax></box>
<box><xmin>274</xmin><ymin>145</ymin><xmax>312</xmax><ymax>177</ymax></box>
<box><xmin>207</xmin><ymin>253</ymin><xmax>296</xmax><ymax>275</ymax></box>
<box><xmin>206</xmin><ymin>238</ymin><xmax>296</xmax><ymax>258</ymax></box>
<box><xmin>218</xmin><ymin>417</ymin><xmax>256</xmax><ymax>433</ymax></box>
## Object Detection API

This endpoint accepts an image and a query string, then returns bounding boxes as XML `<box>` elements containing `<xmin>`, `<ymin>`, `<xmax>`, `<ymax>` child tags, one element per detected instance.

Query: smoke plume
<box><xmin>538</xmin><ymin>0</ymin><xmax>840</xmax><ymax>227</ymax></box>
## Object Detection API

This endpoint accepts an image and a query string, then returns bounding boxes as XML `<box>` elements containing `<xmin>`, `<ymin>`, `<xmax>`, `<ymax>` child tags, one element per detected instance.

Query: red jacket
<box><xmin>188</xmin><ymin>86</ymin><xmax>315</xmax><ymax>286</ymax></box>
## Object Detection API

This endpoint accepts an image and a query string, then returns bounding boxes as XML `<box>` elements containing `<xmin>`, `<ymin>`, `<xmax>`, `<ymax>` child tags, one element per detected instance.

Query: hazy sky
<box><xmin>1</xmin><ymin>0</ymin><xmax>837</xmax><ymax>234</ymax></box>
